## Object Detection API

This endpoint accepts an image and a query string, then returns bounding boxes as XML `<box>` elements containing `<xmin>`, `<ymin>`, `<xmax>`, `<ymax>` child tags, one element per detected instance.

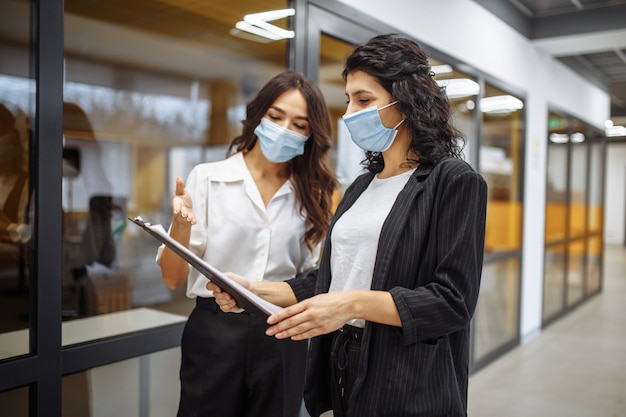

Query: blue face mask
<box><xmin>254</xmin><ymin>118</ymin><xmax>309</xmax><ymax>163</ymax></box>
<box><xmin>342</xmin><ymin>101</ymin><xmax>404</xmax><ymax>152</ymax></box>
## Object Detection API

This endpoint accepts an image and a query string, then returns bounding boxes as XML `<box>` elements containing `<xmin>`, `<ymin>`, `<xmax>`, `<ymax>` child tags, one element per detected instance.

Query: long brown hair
<box><xmin>228</xmin><ymin>71</ymin><xmax>336</xmax><ymax>250</ymax></box>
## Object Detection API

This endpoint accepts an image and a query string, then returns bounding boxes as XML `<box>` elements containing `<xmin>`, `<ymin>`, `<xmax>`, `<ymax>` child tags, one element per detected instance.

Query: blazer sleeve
<box><xmin>390</xmin><ymin>166</ymin><xmax>488</xmax><ymax>345</ymax></box>
<box><xmin>286</xmin><ymin>268</ymin><xmax>318</xmax><ymax>302</ymax></box>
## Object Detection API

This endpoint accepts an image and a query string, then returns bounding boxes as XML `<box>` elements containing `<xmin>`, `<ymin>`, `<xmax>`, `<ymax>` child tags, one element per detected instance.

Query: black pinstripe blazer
<box><xmin>289</xmin><ymin>157</ymin><xmax>488</xmax><ymax>417</ymax></box>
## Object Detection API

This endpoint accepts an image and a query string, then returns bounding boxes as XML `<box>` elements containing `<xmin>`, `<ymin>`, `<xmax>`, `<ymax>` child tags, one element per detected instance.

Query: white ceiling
<box><xmin>474</xmin><ymin>0</ymin><xmax>626</xmax><ymax>122</ymax></box>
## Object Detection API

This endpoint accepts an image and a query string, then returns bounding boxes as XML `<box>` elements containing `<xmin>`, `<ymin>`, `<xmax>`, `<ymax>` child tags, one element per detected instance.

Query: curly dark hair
<box><xmin>342</xmin><ymin>33</ymin><xmax>464</xmax><ymax>172</ymax></box>
<box><xmin>228</xmin><ymin>71</ymin><xmax>337</xmax><ymax>250</ymax></box>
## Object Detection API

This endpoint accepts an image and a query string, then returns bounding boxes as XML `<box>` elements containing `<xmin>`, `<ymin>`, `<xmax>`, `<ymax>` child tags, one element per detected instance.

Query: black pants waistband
<box><xmin>339</xmin><ymin>324</ymin><xmax>363</xmax><ymax>341</ymax></box>
<box><xmin>195</xmin><ymin>296</ymin><xmax>218</xmax><ymax>310</ymax></box>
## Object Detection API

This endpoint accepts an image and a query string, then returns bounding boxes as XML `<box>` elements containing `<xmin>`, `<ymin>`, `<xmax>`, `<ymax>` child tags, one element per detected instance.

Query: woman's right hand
<box><xmin>172</xmin><ymin>177</ymin><xmax>196</xmax><ymax>225</ymax></box>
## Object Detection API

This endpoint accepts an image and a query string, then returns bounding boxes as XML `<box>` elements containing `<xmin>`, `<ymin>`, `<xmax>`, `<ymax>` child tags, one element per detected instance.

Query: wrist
<box><xmin>173</xmin><ymin>213</ymin><xmax>193</xmax><ymax>226</ymax></box>
<box><xmin>342</xmin><ymin>290</ymin><xmax>361</xmax><ymax>319</ymax></box>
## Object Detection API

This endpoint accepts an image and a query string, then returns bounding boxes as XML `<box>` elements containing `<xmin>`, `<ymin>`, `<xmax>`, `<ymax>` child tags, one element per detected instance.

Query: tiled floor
<box><xmin>467</xmin><ymin>244</ymin><xmax>626</xmax><ymax>417</ymax></box>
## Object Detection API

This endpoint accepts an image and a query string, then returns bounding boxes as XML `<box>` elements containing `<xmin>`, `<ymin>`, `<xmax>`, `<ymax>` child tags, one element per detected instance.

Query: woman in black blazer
<box><xmin>210</xmin><ymin>33</ymin><xmax>487</xmax><ymax>417</ymax></box>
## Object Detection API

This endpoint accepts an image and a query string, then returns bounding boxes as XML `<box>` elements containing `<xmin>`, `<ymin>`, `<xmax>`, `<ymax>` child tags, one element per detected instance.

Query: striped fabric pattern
<box><xmin>290</xmin><ymin>157</ymin><xmax>487</xmax><ymax>417</ymax></box>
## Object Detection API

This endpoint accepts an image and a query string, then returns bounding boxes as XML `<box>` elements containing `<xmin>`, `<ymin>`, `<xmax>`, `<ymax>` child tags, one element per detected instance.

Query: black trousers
<box><xmin>177</xmin><ymin>297</ymin><xmax>307</xmax><ymax>417</ymax></box>
<box><xmin>329</xmin><ymin>325</ymin><xmax>363</xmax><ymax>417</ymax></box>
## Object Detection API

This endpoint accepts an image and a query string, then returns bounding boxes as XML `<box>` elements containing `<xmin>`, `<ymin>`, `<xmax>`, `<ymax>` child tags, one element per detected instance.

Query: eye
<box><xmin>293</xmin><ymin>122</ymin><xmax>310</xmax><ymax>133</ymax></box>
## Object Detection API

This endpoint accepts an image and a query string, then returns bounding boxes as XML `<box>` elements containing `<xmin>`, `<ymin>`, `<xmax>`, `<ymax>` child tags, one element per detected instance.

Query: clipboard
<box><xmin>129</xmin><ymin>216</ymin><xmax>281</xmax><ymax>316</ymax></box>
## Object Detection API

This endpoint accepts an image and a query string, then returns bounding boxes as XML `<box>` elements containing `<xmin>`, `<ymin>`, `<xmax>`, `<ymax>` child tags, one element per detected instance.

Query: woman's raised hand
<box><xmin>172</xmin><ymin>177</ymin><xmax>196</xmax><ymax>225</ymax></box>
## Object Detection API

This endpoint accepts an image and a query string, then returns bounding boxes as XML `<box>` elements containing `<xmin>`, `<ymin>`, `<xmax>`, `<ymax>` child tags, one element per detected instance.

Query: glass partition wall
<box><xmin>543</xmin><ymin>112</ymin><xmax>605</xmax><ymax>325</ymax></box>
<box><xmin>61</xmin><ymin>0</ymin><xmax>291</xmax><ymax>325</ymax></box>
<box><xmin>0</xmin><ymin>0</ymin><xmax>33</xmax><ymax>361</ymax></box>
<box><xmin>0</xmin><ymin>5</ymin><xmax>34</xmax><ymax>416</ymax></box>
<box><xmin>472</xmin><ymin>83</ymin><xmax>524</xmax><ymax>368</ymax></box>
<box><xmin>60</xmin><ymin>1</ymin><xmax>291</xmax><ymax>414</ymax></box>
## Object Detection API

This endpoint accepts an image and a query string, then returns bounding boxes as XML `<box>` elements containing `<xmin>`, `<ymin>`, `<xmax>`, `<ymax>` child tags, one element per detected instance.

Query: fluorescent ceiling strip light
<box><xmin>235</xmin><ymin>21</ymin><xmax>284</xmax><ymax>41</ymax></box>
<box><xmin>244</xmin><ymin>18</ymin><xmax>294</xmax><ymax>39</ymax></box>
<box><xmin>606</xmin><ymin>125</ymin><xmax>626</xmax><ymax>137</ymax></box>
<box><xmin>549</xmin><ymin>133</ymin><xmax>569</xmax><ymax>143</ymax></box>
<box><xmin>236</xmin><ymin>8</ymin><xmax>295</xmax><ymax>41</ymax></box>
<box><xmin>549</xmin><ymin>132</ymin><xmax>585</xmax><ymax>143</ymax></box>
<box><xmin>432</xmin><ymin>64</ymin><xmax>453</xmax><ymax>76</ymax></box>
<box><xmin>437</xmin><ymin>78</ymin><xmax>480</xmax><ymax>99</ymax></box>
<box><xmin>480</xmin><ymin>95</ymin><xmax>524</xmax><ymax>114</ymax></box>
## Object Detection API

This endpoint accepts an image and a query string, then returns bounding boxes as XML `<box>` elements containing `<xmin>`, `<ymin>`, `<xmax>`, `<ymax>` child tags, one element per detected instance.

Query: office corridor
<box><xmin>467</xmin><ymin>244</ymin><xmax>626</xmax><ymax>417</ymax></box>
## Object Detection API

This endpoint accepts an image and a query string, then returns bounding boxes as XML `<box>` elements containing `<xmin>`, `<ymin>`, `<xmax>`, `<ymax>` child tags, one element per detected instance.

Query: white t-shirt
<box><xmin>329</xmin><ymin>168</ymin><xmax>415</xmax><ymax>327</ymax></box>
<box><xmin>157</xmin><ymin>152</ymin><xmax>318</xmax><ymax>298</ymax></box>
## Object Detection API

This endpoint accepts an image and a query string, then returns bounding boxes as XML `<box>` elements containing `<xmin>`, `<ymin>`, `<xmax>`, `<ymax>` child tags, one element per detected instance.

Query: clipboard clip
<box><xmin>129</xmin><ymin>216</ymin><xmax>150</xmax><ymax>227</ymax></box>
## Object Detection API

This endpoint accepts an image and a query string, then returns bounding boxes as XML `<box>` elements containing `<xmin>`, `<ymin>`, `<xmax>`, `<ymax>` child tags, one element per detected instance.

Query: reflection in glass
<box><xmin>543</xmin><ymin>114</ymin><xmax>606</xmax><ymax>321</ymax></box>
<box><xmin>480</xmin><ymin>84</ymin><xmax>523</xmax><ymax>253</ymax></box>
<box><xmin>61</xmin><ymin>348</ymin><xmax>179</xmax><ymax>417</ymax></box>
<box><xmin>318</xmin><ymin>33</ymin><xmax>360</xmax><ymax>196</ymax></box>
<box><xmin>546</xmin><ymin>113</ymin><xmax>569</xmax><ymax>243</ymax></box>
<box><xmin>473</xmin><ymin>258</ymin><xmax>520</xmax><ymax>361</ymax></box>
<box><xmin>586</xmin><ymin>136</ymin><xmax>604</xmax><ymax>296</ymax></box>
<box><xmin>61</xmin><ymin>1</ymin><xmax>290</xmax><ymax>325</ymax></box>
<box><xmin>0</xmin><ymin>385</ymin><xmax>28</xmax><ymax>417</ymax></box>
<box><xmin>567</xmin><ymin>239</ymin><xmax>585</xmax><ymax>306</ymax></box>
<box><xmin>588</xmin><ymin>136</ymin><xmax>604</xmax><ymax>236</ymax></box>
<box><xmin>586</xmin><ymin>236</ymin><xmax>602</xmax><ymax>295</ymax></box>
<box><xmin>566</xmin><ymin>123</ymin><xmax>588</xmax><ymax>307</ymax></box>
<box><xmin>472</xmin><ymin>83</ymin><xmax>523</xmax><ymax>363</ymax></box>
<box><xmin>433</xmin><ymin>67</ymin><xmax>478</xmax><ymax>164</ymax></box>
<box><xmin>0</xmin><ymin>0</ymin><xmax>32</xmax><ymax>359</ymax></box>
<box><xmin>543</xmin><ymin>244</ymin><xmax>566</xmax><ymax>321</ymax></box>
<box><xmin>568</xmin><ymin>122</ymin><xmax>588</xmax><ymax>240</ymax></box>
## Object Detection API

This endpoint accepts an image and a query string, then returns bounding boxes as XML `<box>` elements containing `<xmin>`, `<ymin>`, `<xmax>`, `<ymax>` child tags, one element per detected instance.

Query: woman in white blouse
<box><xmin>157</xmin><ymin>71</ymin><xmax>336</xmax><ymax>417</ymax></box>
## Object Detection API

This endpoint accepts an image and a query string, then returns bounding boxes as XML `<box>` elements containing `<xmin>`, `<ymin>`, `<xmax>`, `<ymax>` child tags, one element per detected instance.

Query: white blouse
<box><xmin>157</xmin><ymin>152</ymin><xmax>318</xmax><ymax>298</ymax></box>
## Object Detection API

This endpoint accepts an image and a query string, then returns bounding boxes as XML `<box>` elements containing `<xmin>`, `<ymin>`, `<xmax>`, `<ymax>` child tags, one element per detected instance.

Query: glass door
<box><xmin>294</xmin><ymin>2</ymin><xmax>378</xmax><ymax>198</ymax></box>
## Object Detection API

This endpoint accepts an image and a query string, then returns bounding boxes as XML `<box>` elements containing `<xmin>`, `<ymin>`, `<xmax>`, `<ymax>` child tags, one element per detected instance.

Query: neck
<box><xmin>244</xmin><ymin>145</ymin><xmax>290</xmax><ymax>180</ymax></box>
<box><xmin>378</xmin><ymin>130</ymin><xmax>419</xmax><ymax>178</ymax></box>
<box><xmin>378</xmin><ymin>162</ymin><xmax>417</xmax><ymax>179</ymax></box>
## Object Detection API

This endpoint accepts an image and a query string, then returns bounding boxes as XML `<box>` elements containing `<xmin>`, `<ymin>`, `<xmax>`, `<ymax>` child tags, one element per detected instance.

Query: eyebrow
<box><xmin>345</xmin><ymin>88</ymin><xmax>374</xmax><ymax>97</ymax></box>
<box><xmin>269</xmin><ymin>105</ymin><xmax>309</xmax><ymax>121</ymax></box>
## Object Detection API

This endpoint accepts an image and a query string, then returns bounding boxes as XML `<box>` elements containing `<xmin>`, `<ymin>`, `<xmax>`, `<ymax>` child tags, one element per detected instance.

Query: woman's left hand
<box><xmin>265</xmin><ymin>292</ymin><xmax>355</xmax><ymax>340</ymax></box>
<box><xmin>207</xmin><ymin>272</ymin><xmax>246</xmax><ymax>313</ymax></box>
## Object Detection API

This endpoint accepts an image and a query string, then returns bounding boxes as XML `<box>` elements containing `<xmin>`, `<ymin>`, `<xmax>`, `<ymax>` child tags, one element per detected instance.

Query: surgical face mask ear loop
<box><xmin>382</xmin><ymin>101</ymin><xmax>405</xmax><ymax>130</ymax></box>
<box><xmin>380</xmin><ymin>101</ymin><xmax>406</xmax><ymax>148</ymax></box>
<box><xmin>391</xmin><ymin>118</ymin><xmax>405</xmax><ymax>130</ymax></box>
<box><xmin>378</xmin><ymin>100</ymin><xmax>398</xmax><ymax>112</ymax></box>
